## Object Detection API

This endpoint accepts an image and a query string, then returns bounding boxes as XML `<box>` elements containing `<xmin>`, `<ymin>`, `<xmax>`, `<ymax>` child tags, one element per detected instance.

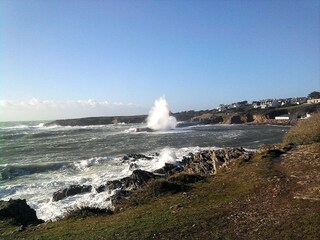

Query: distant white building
<box><xmin>275</xmin><ymin>115</ymin><xmax>290</xmax><ymax>120</ymax></box>
<box><xmin>217</xmin><ymin>104</ymin><xmax>226</xmax><ymax>112</ymax></box>
<box><xmin>291</xmin><ymin>97</ymin><xmax>307</xmax><ymax>105</ymax></box>
<box><xmin>301</xmin><ymin>113</ymin><xmax>312</xmax><ymax>119</ymax></box>
<box><xmin>260</xmin><ymin>99</ymin><xmax>279</xmax><ymax>109</ymax></box>
<box><xmin>275</xmin><ymin>114</ymin><xmax>297</xmax><ymax>120</ymax></box>
<box><xmin>252</xmin><ymin>101</ymin><xmax>261</xmax><ymax>109</ymax></box>
<box><xmin>307</xmin><ymin>98</ymin><xmax>320</xmax><ymax>104</ymax></box>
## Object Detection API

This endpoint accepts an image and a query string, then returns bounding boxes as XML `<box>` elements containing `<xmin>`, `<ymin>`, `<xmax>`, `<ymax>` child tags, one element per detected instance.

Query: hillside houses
<box><xmin>216</xmin><ymin>101</ymin><xmax>248</xmax><ymax>112</ymax></box>
<box><xmin>216</xmin><ymin>97</ymin><xmax>309</xmax><ymax>112</ymax></box>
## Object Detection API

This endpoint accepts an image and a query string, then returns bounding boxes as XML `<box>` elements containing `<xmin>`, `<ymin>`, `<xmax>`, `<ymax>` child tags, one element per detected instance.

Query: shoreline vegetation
<box><xmin>46</xmin><ymin>103</ymin><xmax>320</xmax><ymax>127</ymax></box>
<box><xmin>1</xmin><ymin>113</ymin><xmax>320</xmax><ymax>239</ymax></box>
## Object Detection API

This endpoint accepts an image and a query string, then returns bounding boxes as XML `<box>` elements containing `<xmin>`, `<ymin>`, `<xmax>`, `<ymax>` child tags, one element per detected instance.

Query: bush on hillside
<box><xmin>284</xmin><ymin>113</ymin><xmax>320</xmax><ymax>145</ymax></box>
<box><xmin>147</xmin><ymin>179</ymin><xmax>189</xmax><ymax>196</ymax></box>
<box><xmin>168</xmin><ymin>173</ymin><xmax>206</xmax><ymax>184</ymax></box>
<box><xmin>65</xmin><ymin>207</ymin><xmax>113</xmax><ymax>219</ymax></box>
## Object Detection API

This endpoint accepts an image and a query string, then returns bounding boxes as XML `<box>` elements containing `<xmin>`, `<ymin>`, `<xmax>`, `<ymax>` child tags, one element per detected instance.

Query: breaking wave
<box><xmin>1</xmin><ymin>156</ymin><xmax>113</xmax><ymax>180</ymax></box>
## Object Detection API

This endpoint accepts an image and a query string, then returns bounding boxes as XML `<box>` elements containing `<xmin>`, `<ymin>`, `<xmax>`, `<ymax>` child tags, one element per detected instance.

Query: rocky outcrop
<box><xmin>191</xmin><ymin>114</ymin><xmax>224</xmax><ymax>124</ymax></box>
<box><xmin>51</xmin><ymin>148</ymin><xmax>252</xmax><ymax>203</ymax></box>
<box><xmin>52</xmin><ymin>185</ymin><xmax>92</xmax><ymax>201</ymax></box>
<box><xmin>181</xmin><ymin>148</ymin><xmax>251</xmax><ymax>175</ymax></box>
<box><xmin>121</xmin><ymin>169</ymin><xmax>159</xmax><ymax>190</ymax></box>
<box><xmin>0</xmin><ymin>199</ymin><xmax>44</xmax><ymax>226</ymax></box>
<box><xmin>230</xmin><ymin>115</ymin><xmax>243</xmax><ymax>124</ymax></box>
<box><xmin>181</xmin><ymin>151</ymin><xmax>216</xmax><ymax>176</ymax></box>
<box><xmin>154</xmin><ymin>163</ymin><xmax>182</xmax><ymax>176</ymax></box>
<box><xmin>97</xmin><ymin>169</ymin><xmax>160</xmax><ymax>194</ymax></box>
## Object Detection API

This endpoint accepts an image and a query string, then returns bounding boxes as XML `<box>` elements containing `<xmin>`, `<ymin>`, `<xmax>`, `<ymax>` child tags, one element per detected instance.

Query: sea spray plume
<box><xmin>157</xmin><ymin>148</ymin><xmax>178</xmax><ymax>168</ymax></box>
<box><xmin>147</xmin><ymin>97</ymin><xmax>177</xmax><ymax>131</ymax></box>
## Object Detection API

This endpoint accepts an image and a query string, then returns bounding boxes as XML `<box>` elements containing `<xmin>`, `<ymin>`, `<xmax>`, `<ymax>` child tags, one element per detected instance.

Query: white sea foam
<box><xmin>0</xmin><ymin>145</ymin><xmax>248</xmax><ymax>221</ymax></box>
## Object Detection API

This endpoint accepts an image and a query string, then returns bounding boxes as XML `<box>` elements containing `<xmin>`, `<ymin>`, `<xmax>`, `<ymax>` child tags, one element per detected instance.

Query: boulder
<box><xmin>121</xmin><ymin>169</ymin><xmax>159</xmax><ymax>190</ymax></box>
<box><xmin>110</xmin><ymin>190</ymin><xmax>131</xmax><ymax>204</ymax></box>
<box><xmin>154</xmin><ymin>163</ymin><xmax>181</xmax><ymax>175</ymax></box>
<box><xmin>122</xmin><ymin>153</ymin><xmax>153</xmax><ymax>162</ymax></box>
<box><xmin>212</xmin><ymin>147</ymin><xmax>251</xmax><ymax>165</ymax></box>
<box><xmin>96</xmin><ymin>180</ymin><xmax>122</xmax><ymax>193</ymax></box>
<box><xmin>52</xmin><ymin>185</ymin><xmax>92</xmax><ymax>201</ymax></box>
<box><xmin>0</xmin><ymin>199</ymin><xmax>44</xmax><ymax>226</ymax></box>
<box><xmin>96</xmin><ymin>170</ymin><xmax>160</xmax><ymax>194</ymax></box>
<box><xmin>180</xmin><ymin>148</ymin><xmax>252</xmax><ymax>175</ymax></box>
<box><xmin>183</xmin><ymin>151</ymin><xmax>216</xmax><ymax>176</ymax></box>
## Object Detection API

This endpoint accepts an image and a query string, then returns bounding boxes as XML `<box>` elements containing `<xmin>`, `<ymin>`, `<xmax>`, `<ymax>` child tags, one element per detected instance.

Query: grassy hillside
<box><xmin>2</xmin><ymin>143</ymin><xmax>320</xmax><ymax>239</ymax></box>
<box><xmin>2</xmin><ymin>112</ymin><xmax>320</xmax><ymax>239</ymax></box>
<box><xmin>284</xmin><ymin>113</ymin><xmax>320</xmax><ymax>145</ymax></box>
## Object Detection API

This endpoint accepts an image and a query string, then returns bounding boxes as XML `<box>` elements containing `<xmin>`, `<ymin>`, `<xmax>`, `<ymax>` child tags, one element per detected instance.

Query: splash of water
<box><xmin>158</xmin><ymin>148</ymin><xmax>178</xmax><ymax>168</ymax></box>
<box><xmin>147</xmin><ymin>97</ymin><xmax>177</xmax><ymax>131</ymax></box>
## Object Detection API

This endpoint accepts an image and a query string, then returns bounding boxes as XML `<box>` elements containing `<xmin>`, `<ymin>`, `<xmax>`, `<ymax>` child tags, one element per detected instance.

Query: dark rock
<box><xmin>52</xmin><ymin>185</ymin><xmax>92</xmax><ymax>201</ymax></box>
<box><xmin>180</xmin><ymin>148</ymin><xmax>252</xmax><ymax>175</ymax></box>
<box><xmin>129</xmin><ymin>162</ymin><xmax>139</xmax><ymax>170</ymax></box>
<box><xmin>97</xmin><ymin>170</ymin><xmax>159</xmax><ymax>194</ymax></box>
<box><xmin>96</xmin><ymin>180</ymin><xmax>122</xmax><ymax>193</ymax></box>
<box><xmin>121</xmin><ymin>169</ymin><xmax>159</xmax><ymax>190</ymax></box>
<box><xmin>136</xmin><ymin>127</ymin><xmax>154</xmax><ymax>132</ymax></box>
<box><xmin>212</xmin><ymin>147</ymin><xmax>252</xmax><ymax>168</ymax></box>
<box><xmin>182</xmin><ymin>150</ymin><xmax>215</xmax><ymax>176</ymax></box>
<box><xmin>230</xmin><ymin>115</ymin><xmax>243</xmax><ymax>124</ymax></box>
<box><xmin>110</xmin><ymin>190</ymin><xmax>131</xmax><ymax>204</ymax></box>
<box><xmin>0</xmin><ymin>199</ymin><xmax>44</xmax><ymax>226</ymax></box>
<box><xmin>122</xmin><ymin>153</ymin><xmax>153</xmax><ymax>162</ymax></box>
<box><xmin>154</xmin><ymin>163</ymin><xmax>180</xmax><ymax>175</ymax></box>
<box><xmin>181</xmin><ymin>153</ymin><xmax>195</xmax><ymax>165</ymax></box>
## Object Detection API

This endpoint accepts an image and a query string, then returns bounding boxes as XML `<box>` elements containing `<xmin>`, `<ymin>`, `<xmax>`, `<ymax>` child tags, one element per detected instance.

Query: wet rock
<box><xmin>97</xmin><ymin>169</ymin><xmax>160</xmax><ymax>194</ymax></box>
<box><xmin>129</xmin><ymin>162</ymin><xmax>139</xmax><ymax>170</ymax></box>
<box><xmin>135</xmin><ymin>127</ymin><xmax>154</xmax><ymax>132</ymax></box>
<box><xmin>96</xmin><ymin>180</ymin><xmax>122</xmax><ymax>193</ymax></box>
<box><xmin>121</xmin><ymin>169</ymin><xmax>159</xmax><ymax>190</ymax></box>
<box><xmin>154</xmin><ymin>163</ymin><xmax>181</xmax><ymax>175</ymax></box>
<box><xmin>122</xmin><ymin>153</ymin><xmax>153</xmax><ymax>162</ymax></box>
<box><xmin>52</xmin><ymin>185</ymin><xmax>92</xmax><ymax>201</ymax></box>
<box><xmin>110</xmin><ymin>190</ymin><xmax>131</xmax><ymax>204</ymax></box>
<box><xmin>0</xmin><ymin>199</ymin><xmax>44</xmax><ymax>226</ymax></box>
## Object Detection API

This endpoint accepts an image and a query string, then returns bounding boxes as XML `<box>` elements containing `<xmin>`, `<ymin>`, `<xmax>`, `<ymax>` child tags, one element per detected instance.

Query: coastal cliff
<box><xmin>46</xmin><ymin>103</ymin><xmax>320</xmax><ymax>127</ymax></box>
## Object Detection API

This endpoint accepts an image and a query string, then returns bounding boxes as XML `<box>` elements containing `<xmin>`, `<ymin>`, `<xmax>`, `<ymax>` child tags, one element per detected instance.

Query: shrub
<box><xmin>65</xmin><ymin>207</ymin><xmax>113</xmax><ymax>219</ymax></box>
<box><xmin>168</xmin><ymin>173</ymin><xmax>206</xmax><ymax>184</ymax></box>
<box><xmin>147</xmin><ymin>179</ymin><xmax>189</xmax><ymax>196</ymax></box>
<box><xmin>284</xmin><ymin>113</ymin><xmax>320</xmax><ymax>145</ymax></box>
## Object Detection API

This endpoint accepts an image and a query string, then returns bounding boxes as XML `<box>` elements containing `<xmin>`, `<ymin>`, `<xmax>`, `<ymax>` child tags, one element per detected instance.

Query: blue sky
<box><xmin>1</xmin><ymin>0</ymin><xmax>319</xmax><ymax>121</ymax></box>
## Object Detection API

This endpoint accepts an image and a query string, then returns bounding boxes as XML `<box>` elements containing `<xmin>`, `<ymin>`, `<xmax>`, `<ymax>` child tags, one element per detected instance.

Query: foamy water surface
<box><xmin>0</xmin><ymin>121</ymin><xmax>289</xmax><ymax>221</ymax></box>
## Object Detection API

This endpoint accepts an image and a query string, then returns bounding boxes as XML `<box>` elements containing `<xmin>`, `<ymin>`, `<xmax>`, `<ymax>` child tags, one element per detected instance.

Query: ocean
<box><xmin>0</xmin><ymin>121</ymin><xmax>289</xmax><ymax>221</ymax></box>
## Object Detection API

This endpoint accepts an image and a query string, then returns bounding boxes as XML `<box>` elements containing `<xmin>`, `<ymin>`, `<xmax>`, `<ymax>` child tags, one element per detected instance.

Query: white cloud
<box><xmin>0</xmin><ymin>98</ymin><xmax>147</xmax><ymax>121</ymax></box>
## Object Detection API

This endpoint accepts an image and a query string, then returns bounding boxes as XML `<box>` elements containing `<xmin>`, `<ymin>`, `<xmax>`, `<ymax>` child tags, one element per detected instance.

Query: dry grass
<box><xmin>284</xmin><ymin>113</ymin><xmax>320</xmax><ymax>145</ymax></box>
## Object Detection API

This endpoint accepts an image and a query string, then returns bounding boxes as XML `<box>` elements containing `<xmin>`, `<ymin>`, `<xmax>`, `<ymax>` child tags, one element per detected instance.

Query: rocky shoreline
<box><xmin>52</xmin><ymin>147</ymin><xmax>251</xmax><ymax>204</ymax></box>
<box><xmin>2</xmin><ymin>142</ymin><xmax>319</xmax><ymax>239</ymax></box>
<box><xmin>1</xmin><ymin>147</ymin><xmax>252</xmax><ymax>225</ymax></box>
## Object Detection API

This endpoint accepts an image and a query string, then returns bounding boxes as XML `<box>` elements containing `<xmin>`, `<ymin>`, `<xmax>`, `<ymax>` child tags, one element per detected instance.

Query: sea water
<box><xmin>0</xmin><ymin>121</ymin><xmax>289</xmax><ymax>221</ymax></box>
